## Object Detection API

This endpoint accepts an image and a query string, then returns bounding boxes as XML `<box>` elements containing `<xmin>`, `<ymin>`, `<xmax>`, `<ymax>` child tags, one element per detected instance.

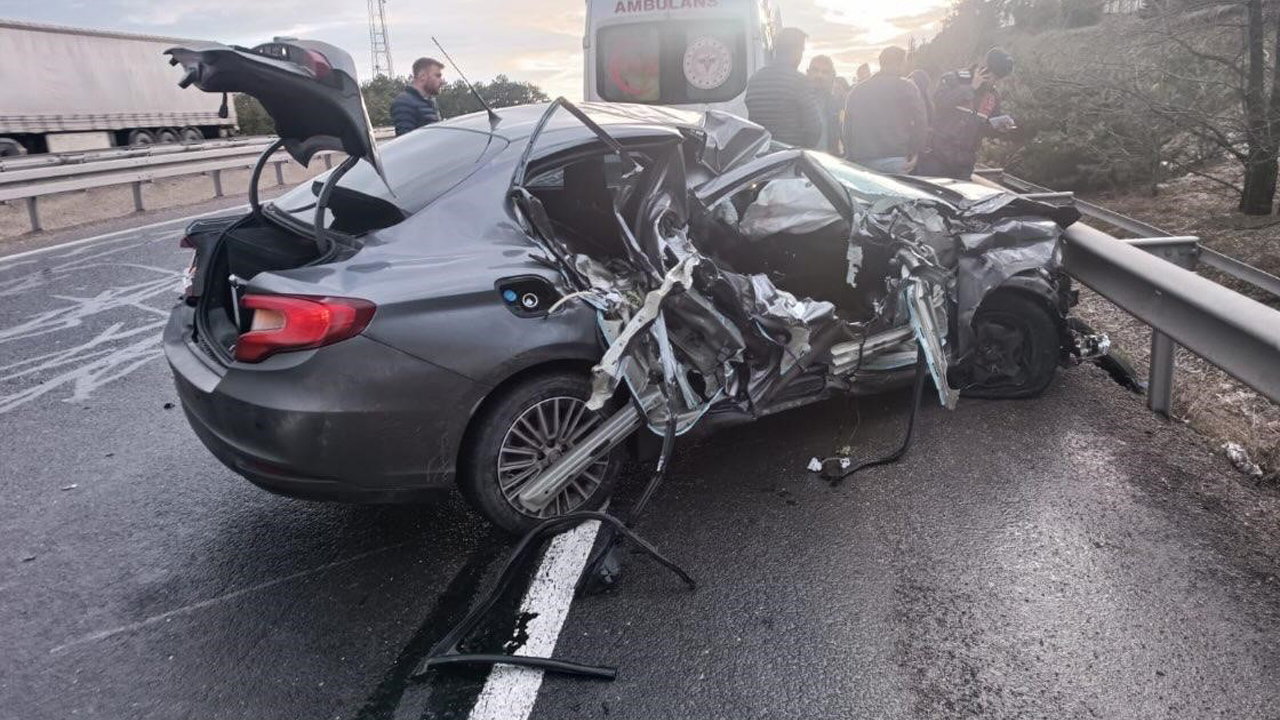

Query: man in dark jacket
<box><xmin>916</xmin><ymin>47</ymin><xmax>1017</xmax><ymax>180</ymax></box>
<box><xmin>807</xmin><ymin>54</ymin><xmax>846</xmax><ymax>156</ymax></box>
<box><xmin>744</xmin><ymin>27</ymin><xmax>822</xmax><ymax>149</ymax></box>
<box><xmin>842</xmin><ymin>46</ymin><xmax>928</xmax><ymax>174</ymax></box>
<box><xmin>391</xmin><ymin>57</ymin><xmax>445</xmax><ymax>136</ymax></box>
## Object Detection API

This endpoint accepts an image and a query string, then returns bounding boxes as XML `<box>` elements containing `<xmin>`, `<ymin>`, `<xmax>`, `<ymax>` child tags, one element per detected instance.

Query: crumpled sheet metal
<box><xmin>904</xmin><ymin>274</ymin><xmax>959</xmax><ymax>409</ymax></box>
<box><xmin>737</xmin><ymin>274</ymin><xmax>835</xmax><ymax>375</ymax></box>
<box><xmin>744</xmin><ymin>274</ymin><xmax>835</xmax><ymax>326</ymax></box>
<box><xmin>856</xmin><ymin>197</ymin><xmax>956</xmax><ymax>268</ymax></box>
<box><xmin>697</xmin><ymin>110</ymin><xmax>772</xmax><ymax>174</ymax></box>
<box><xmin>955</xmin><ymin>217</ymin><xmax>1062</xmax><ymax>354</ymax></box>
<box><xmin>587</xmin><ymin>255</ymin><xmax>699</xmax><ymax>411</ymax></box>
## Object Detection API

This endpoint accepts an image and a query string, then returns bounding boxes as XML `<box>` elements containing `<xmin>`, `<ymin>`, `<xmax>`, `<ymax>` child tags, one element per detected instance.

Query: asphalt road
<box><xmin>2</xmin><ymin>212</ymin><xmax>1278</xmax><ymax>720</ymax></box>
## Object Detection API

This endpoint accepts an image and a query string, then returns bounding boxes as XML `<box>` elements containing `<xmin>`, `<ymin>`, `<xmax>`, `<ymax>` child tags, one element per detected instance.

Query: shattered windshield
<box><xmin>808</xmin><ymin>152</ymin><xmax>937</xmax><ymax>203</ymax></box>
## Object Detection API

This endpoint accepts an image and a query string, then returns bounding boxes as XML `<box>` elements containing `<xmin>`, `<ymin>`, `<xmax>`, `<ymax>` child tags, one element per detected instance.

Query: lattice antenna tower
<box><xmin>368</xmin><ymin>0</ymin><xmax>394</xmax><ymax>77</ymax></box>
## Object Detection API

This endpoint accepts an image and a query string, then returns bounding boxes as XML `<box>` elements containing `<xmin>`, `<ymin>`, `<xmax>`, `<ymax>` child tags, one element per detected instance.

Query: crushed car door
<box><xmin>511</xmin><ymin>99</ymin><xmax>743</xmax><ymax>437</ymax></box>
<box><xmin>695</xmin><ymin>150</ymin><xmax>962</xmax><ymax>409</ymax></box>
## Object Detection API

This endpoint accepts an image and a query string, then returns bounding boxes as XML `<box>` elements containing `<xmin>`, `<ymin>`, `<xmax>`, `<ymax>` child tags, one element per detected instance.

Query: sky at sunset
<box><xmin>0</xmin><ymin>0</ymin><xmax>952</xmax><ymax>97</ymax></box>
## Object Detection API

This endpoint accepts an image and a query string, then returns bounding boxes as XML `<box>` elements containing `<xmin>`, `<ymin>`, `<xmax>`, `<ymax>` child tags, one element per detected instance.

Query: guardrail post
<box><xmin>1123</xmin><ymin>238</ymin><xmax>1201</xmax><ymax>418</ymax></box>
<box><xmin>1149</xmin><ymin>331</ymin><xmax>1175</xmax><ymax>416</ymax></box>
<box><xmin>26</xmin><ymin>196</ymin><xmax>42</xmax><ymax>233</ymax></box>
<box><xmin>131</xmin><ymin>181</ymin><xmax>145</xmax><ymax>213</ymax></box>
<box><xmin>273</xmin><ymin>160</ymin><xmax>285</xmax><ymax>186</ymax></box>
<box><xmin>211</xmin><ymin>169</ymin><xmax>224</xmax><ymax>198</ymax></box>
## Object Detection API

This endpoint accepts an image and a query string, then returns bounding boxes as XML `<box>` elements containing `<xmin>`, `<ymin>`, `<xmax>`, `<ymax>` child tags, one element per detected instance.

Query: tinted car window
<box><xmin>526</xmin><ymin>152</ymin><xmax>646</xmax><ymax>190</ymax></box>
<box><xmin>272</xmin><ymin>127</ymin><xmax>509</xmax><ymax>224</ymax></box>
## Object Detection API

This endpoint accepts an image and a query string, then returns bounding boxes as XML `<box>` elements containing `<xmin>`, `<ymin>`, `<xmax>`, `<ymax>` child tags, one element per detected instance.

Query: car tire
<box><xmin>127</xmin><ymin>129</ymin><xmax>155</xmax><ymax>147</ymax></box>
<box><xmin>459</xmin><ymin>371</ymin><xmax>623</xmax><ymax>535</ymax></box>
<box><xmin>961</xmin><ymin>290</ymin><xmax>1060</xmax><ymax>399</ymax></box>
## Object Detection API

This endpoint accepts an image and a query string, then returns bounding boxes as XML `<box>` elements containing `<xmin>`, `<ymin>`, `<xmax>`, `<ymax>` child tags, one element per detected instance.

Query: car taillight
<box><xmin>301</xmin><ymin>49</ymin><xmax>332</xmax><ymax>79</ymax></box>
<box><xmin>234</xmin><ymin>294</ymin><xmax>375</xmax><ymax>363</ymax></box>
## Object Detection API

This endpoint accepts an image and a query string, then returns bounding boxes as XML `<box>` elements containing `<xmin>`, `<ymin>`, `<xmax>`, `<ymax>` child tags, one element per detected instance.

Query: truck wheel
<box><xmin>127</xmin><ymin>129</ymin><xmax>155</xmax><ymax>147</ymax></box>
<box><xmin>459</xmin><ymin>371</ymin><xmax>622</xmax><ymax>535</ymax></box>
<box><xmin>157</xmin><ymin>128</ymin><xmax>180</xmax><ymax>144</ymax></box>
<box><xmin>179</xmin><ymin>127</ymin><xmax>204</xmax><ymax>144</ymax></box>
<box><xmin>961</xmin><ymin>291</ymin><xmax>1060</xmax><ymax>399</ymax></box>
<box><xmin>0</xmin><ymin>139</ymin><xmax>23</xmax><ymax>157</ymax></box>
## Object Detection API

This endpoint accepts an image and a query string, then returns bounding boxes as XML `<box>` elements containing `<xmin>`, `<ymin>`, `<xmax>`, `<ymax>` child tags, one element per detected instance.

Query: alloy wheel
<box><xmin>497</xmin><ymin>396</ymin><xmax>609</xmax><ymax>518</ymax></box>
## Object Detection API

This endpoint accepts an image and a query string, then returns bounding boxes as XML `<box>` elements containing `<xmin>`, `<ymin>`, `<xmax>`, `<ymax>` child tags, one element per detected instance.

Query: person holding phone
<box><xmin>916</xmin><ymin>47</ymin><xmax>1017</xmax><ymax>180</ymax></box>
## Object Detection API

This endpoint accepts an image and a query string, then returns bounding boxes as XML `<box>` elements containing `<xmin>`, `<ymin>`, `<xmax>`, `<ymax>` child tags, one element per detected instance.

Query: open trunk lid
<box><xmin>165</xmin><ymin>38</ymin><xmax>385</xmax><ymax>181</ymax></box>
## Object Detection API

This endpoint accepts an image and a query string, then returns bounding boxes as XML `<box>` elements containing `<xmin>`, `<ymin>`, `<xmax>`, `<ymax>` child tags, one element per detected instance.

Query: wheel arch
<box><xmin>454</xmin><ymin>357</ymin><xmax>598</xmax><ymax>489</ymax></box>
<box><xmin>986</xmin><ymin>272</ymin><xmax>1071</xmax><ymax>350</ymax></box>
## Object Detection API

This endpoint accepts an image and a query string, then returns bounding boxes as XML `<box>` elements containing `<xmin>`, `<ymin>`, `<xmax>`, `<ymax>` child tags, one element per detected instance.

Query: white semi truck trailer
<box><xmin>0</xmin><ymin>19</ymin><xmax>237</xmax><ymax>156</ymax></box>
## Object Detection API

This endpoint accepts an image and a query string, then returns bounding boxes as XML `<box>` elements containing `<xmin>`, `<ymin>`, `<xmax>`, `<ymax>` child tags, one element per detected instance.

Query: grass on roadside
<box><xmin>1079</xmin><ymin>168</ymin><xmax>1280</xmax><ymax>481</ymax></box>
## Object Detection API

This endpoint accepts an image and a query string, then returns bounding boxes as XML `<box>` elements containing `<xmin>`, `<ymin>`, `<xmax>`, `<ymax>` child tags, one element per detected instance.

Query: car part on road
<box><xmin>414</xmin><ymin>511</ymin><xmax>695</xmax><ymax>681</ymax></box>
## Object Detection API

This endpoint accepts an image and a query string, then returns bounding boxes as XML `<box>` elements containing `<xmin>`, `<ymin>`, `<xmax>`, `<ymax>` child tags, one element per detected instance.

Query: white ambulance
<box><xmin>583</xmin><ymin>0</ymin><xmax>781</xmax><ymax>115</ymax></box>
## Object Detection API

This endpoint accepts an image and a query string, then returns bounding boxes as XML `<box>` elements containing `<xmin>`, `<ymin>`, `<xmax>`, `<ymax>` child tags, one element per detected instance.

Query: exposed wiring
<box><xmin>546</xmin><ymin>290</ymin><xmax>597</xmax><ymax>315</ymax></box>
<box><xmin>815</xmin><ymin>346</ymin><xmax>927</xmax><ymax>485</ymax></box>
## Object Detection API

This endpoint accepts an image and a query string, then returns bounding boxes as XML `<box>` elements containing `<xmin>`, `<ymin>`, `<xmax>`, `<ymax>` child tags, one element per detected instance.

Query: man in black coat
<box><xmin>391</xmin><ymin>57</ymin><xmax>445</xmax><ymax>136</ymax></box>
<box><xmin>744</xmin><ymin>27</ymin><xmax>822</xmax><ymax>149</ymax></box>
<box><xmin>807</xmin><ymin>54</ymin><xmax>846</xmax><ymax>156</ymax></box>
<box><xmin>842</xmin><ymin>46</ymin><xmax>928</xmax><ymax>174</ymax></box>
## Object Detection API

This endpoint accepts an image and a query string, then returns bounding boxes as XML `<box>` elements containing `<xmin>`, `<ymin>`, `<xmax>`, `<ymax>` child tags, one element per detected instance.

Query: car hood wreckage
<box><xmin>166</xmin><ymin>39</ymin><xmax>1112</xmax><ymax>682</ymax></box>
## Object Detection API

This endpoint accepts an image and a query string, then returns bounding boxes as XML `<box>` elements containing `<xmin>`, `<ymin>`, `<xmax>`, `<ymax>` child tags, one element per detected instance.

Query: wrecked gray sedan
<box><xmin>164</xmin><ymin>40</ymin><xmax>1095</xmax><ymax>534</ymax></box>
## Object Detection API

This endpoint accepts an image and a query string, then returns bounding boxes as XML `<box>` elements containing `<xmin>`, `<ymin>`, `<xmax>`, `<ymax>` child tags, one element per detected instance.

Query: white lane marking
<box><xmin>0</xmin><ymin>204</ymin><xmax>248</xmax><ymax>266</ymax></box>
<box><xmin>0</xmin><ymin>262</ymin><xmax>179</xmax><ymax>414</ymax></box>
<box><xmin>49</xmin><ymin>542</ymin><xmax>412</xmax><ymax>655</ymax></box>
<box><xmin>468</xmin><ymin>520</ymin><xmax>602</xmax><ymax>720</ymax></box>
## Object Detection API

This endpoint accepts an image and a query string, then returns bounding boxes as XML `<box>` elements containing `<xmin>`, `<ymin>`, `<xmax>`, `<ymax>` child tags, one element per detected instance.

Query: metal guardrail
<box><xmin>0</xmin><ymin>136</ymin><xmax>278</xmax><ymax>173</ymax></box>
<box><xmin>987</xmin><ymin>171</ymin><xmax>1280</xmax><ymax>300</ymax></box>
<box><xmin>977</xmin><ymin>169</ymin><xmax>1280</xmax><ymax>413</ymax></box>
<box><xmin>0</xmin><ymin>129</ymin><xmax>394</xmax><ymax>233</ymax></box>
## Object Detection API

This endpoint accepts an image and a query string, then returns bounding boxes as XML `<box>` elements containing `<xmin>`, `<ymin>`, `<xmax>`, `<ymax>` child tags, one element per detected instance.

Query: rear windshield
<box><xmin>271</xmin><ymin>127</ymin><xmax>509</xmax><ymax>226</ymax></box>
<box><xmin>596</xmin><ymin>19</ymin><xmax>747</xmax><ymax>105</ymax></box>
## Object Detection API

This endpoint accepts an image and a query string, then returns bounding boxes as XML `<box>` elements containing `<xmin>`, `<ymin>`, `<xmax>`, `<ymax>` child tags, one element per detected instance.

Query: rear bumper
<box><xmin>164</xmin><ymin>305</ymin><xmax>486</xmax><ymax>503</ymax></box>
